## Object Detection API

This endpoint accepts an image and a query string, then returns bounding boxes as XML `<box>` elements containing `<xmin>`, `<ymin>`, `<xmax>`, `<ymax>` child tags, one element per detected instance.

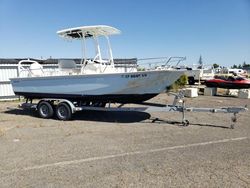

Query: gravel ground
<box><xmin>0</xmin><ymin>94</ymin><xmax>249</xmax><ymax>188</ymax></box>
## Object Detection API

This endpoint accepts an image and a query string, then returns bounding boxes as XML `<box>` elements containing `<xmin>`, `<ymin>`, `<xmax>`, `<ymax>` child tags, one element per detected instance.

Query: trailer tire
<box><xmin>56</xmin><ymin>102</ymin><xmax>72</xmax><ymax>120</ymax></box>
<box><xmin>37</xmin><ymin>101</ymin><xmax>54</xmax><ymax>119</ymax></box>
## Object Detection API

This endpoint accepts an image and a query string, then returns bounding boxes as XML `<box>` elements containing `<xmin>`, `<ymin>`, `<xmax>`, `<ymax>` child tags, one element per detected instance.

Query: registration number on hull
<box><xmin>121</xmin><ymin>73</ymin><xmax>147</xmax><ymax>78</ymax></box>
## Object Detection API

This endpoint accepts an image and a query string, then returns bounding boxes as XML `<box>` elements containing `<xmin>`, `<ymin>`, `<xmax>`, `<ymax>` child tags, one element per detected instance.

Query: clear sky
<box><xmin>0</xmin><ymin>0</ymin><xmax>249</xmax><ymax>67</ymax></box>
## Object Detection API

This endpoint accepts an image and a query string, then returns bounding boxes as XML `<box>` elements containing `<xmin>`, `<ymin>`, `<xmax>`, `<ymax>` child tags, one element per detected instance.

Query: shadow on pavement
<box><xmin>73</xmin><ymin>111</ymin><xmax>151</xmax><ymax>123</ymax></box>
<box><xmin>5</xmin><ymin>108</ymin><xmax>37</xmax><ymax>117</ymax></box>
<box><xmin>4</xmin><ymin>108</ymin><xmax>230</xmax><ymax>128</ymax></box>
<box><xmin>147</xmin><ymin>118</ymin><xmax>230</xmax><ymax>129</ymax></box>
<box><xmin>4</xmin><ymin>108</ymin><xmax>151</xmax><ymax>123</ymax></box>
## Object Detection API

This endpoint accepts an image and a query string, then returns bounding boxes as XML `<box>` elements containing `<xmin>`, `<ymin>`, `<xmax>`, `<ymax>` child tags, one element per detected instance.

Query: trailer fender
<box><xmin>56</xmin><ymin>99</ymin><xmax>76</xmax><ymax>114</ymax></box>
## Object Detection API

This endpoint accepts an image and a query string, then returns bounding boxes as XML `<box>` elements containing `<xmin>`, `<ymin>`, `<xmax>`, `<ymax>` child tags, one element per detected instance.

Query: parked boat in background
<box><xmin>137</xmin><ymin>58</ymin><xmax>216</xmax><ymax>85</ymax></box>
<box><xmin>205</xmin><ymin>76</ymin><xmax>250</xmax><ymax>89</ymax></box>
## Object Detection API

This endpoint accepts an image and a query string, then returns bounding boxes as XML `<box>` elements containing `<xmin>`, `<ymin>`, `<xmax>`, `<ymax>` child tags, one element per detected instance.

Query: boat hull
<box><xmin>10</xmin><ymin>70</ymin><xmax>183</xmax><ymax>103</ymax></box>
<box><xmin>13</xmin><ymin>92</ymin><xmax>158</xmax><ymax>103</ymax></box>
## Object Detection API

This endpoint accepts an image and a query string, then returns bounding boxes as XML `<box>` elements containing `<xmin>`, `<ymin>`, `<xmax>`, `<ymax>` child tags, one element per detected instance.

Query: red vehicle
<box><xmin>205</xmin><ymin>76</ymin><xmax>250</xmax><ymax>89</ymax></box>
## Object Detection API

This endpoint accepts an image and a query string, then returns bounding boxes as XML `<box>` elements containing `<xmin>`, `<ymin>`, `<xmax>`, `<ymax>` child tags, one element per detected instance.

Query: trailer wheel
<box><xmin>37</xmin><ymin>101</ymin><xmax>54</xmax><ymax>119</ymax></box>
<box><xmin>56</xmin><ymin>102</ymin><xmax>72</xmax><ymax>120</ymax></box>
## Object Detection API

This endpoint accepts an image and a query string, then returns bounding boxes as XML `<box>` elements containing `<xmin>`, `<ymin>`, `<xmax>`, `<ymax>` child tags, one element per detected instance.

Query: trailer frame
<box><xmin>19</xmin><ymin>91</ymin><xmax>248</xmax><ymax>129</ymax></box>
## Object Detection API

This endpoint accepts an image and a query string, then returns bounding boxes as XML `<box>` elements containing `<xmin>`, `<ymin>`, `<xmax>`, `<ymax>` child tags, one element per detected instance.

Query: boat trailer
<box><xmin>19</xmin><ymin>91</ymin><xmax>247</xmax><ymax>129</ymax></box>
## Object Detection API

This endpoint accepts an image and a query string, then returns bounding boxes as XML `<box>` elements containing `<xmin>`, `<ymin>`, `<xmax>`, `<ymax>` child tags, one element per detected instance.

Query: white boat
<box><xmin>10</xmin><ymin>25</ymin><xmax>184</xmax><ymax>104</ymax></box>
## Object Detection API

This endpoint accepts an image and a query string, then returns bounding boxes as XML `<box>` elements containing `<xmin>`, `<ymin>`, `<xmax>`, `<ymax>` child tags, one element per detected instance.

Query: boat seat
<box><xmin>82</xmin><ymin>62</ymin><xmax>100</xmax><ymax>74</ymax></box>
<box><xmin>58</xmin><ymin>59</ymin><xmax>80</xmax><ymax>74</ymax></box>
<box><xmin>58</xmin><ymin>59</ymin><xmax>77</xmax><ymax>69</ymax></box>
<box><xmin>29</xmin><ymin>62</ymin><xmax>44</xmax><ymax>77</ymax></box>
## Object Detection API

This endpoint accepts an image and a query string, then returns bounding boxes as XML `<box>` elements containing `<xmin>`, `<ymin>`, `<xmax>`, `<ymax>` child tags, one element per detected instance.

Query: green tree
<box><xmin>231</xmin><ymin>64</ymin><xmax>237</xmax><ymax>68</ymax></box>
<box><xmin>197</xmin><ymin>55</ymin><xmax>203</xmax><ymax>69</ymax></box>
<box><xmin>242</xmin><ymin>61</ymin><xmax>250</xmax><ymax>69</ymax></box>
<box><xmin>167</xmin><ymin>74</ymin><xmax>188</xmax><ymax>91</ymax></box>
<box><xmin>213</xmin><ymin>63</ymin><xmax>219</xmax><ymax>68</ymax></box>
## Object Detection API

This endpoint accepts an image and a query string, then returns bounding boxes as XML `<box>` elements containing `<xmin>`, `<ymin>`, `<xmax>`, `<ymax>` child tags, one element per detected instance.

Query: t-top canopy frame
<box><xmin>57</xmin><ymin>25</ymin><xmax>121</xmax><ymax>67</ymax></box>
<box><xmin>57</xmin><ymin>25</ymin><xmax>121</xmax><ymax>39</ymax></box>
